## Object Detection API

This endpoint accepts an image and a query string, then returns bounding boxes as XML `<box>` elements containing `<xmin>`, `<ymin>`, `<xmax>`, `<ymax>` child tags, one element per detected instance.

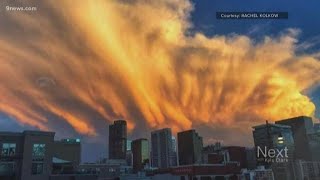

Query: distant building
<box><xmin>127</xmin><ymin>140</ymin><xmax>132</xmax><ymax>151</ymax></box>
<box><xmin>53</xmin><ymin>138</ymin><xmax>81</xmax><ymax>170</ymax></box>
<box><xmin>0</xmin><ymin>130</ymin><xmax>98</xmax><ymax>180</ymax></box>
<box><xmin>170</xmin><ymin>136</ymin><xmax>178</xmax><ymax>167</ymax></box>
<box><xmin>150</xmin><ymin>163</ymin><xmax>241</xmax><ymax>180</ymax></box>
<box><xmin>151</xmin><ymin>128</ymin><xmax>173</xmax><ymax>168</ymax></box>
<box><xmin>78</xmin><ymin>159</ymin><xmax>131</xmax><ymax>179</ymax></box>
<box><xmin>202</xmin><ymin>144</ymin><xmax>249</xmax><ymax>169</ymax></box>
<box><xmin>245</xmin><ymin>148</ymin><xmax>257</xmax><ymax>170</ymax></box>
<box><xmin>224</xmin><ymin>146</ymin><xmax>247</xmax><ymax>169</ymax></box>
<box><xmin>240</xmin><ymin>166</ymin><xmax>274</xmax><ymax>180</ymax></box>
<box><xmin>177</xmin><ymin>129</ymin><xmax>203</xmax><ymax>165</ymax></box>
<box><xmin>132</xmin><ymin>138</ymin><xmax>149</xmax><ymax>173</ymax></box>
<box><xmin>126</xmin><ymin>140</ymin><xmax>133</xmax><ymax>166</ymax></box>
<box><xmin>202</xmin><ymin>144</ymin><xmax>225</xmax><ymax>164</ymax></box>
<box><xmin>275</xmin><ymin>116</ymin><xmax>314</xmax><ymax>161</ymax></box>
<box><xmin>109</xmin><ymin>120</ymin><xmax>127</xmax><ymax>160</ymax></box>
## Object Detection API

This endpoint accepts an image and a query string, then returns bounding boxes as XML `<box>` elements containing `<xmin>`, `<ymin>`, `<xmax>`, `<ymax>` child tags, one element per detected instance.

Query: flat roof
<box><xmin>252</xmin><ymin>123</ymin><xmax>291</xmax><ymax>129</ymax></box>
<box><xmin>0</xmin><ymin>130</ymin><xmax>55</xmax><ymax>137</ymax></box>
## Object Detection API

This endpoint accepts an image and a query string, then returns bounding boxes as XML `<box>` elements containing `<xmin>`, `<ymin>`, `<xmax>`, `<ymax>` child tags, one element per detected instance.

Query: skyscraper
<box><xmin>170</xmin><ymin>136</ymin><xmax>177</xmax><ymax>167</ymax></box>
<box><xmin>126</xmin><ymin>140</ymin><xmax>133</xmax><ymax>166</ymax></box>
<box><xmin>151</xmin><ymin>128</ymin><xmax>173</xmax><ymax>168</ymax></box>
<box><xmin>275</xmin><ymin>116</ymin><xmax>314</xmax><ymax>160</ymax></box>
<box><xmin>108</xmin><ymin>120</ymin><xmax>127</xmax><ymax>160</ymax></box>
<box><xmin>253</xmin><ymin>121</ymin><xmax>295</xmax><ymax>164</ymax></box>
<box><xmin>177</xmin><ymin>129</ymin><xmax>203</xmax><ymax>165</ymax></box>
<box><xmin>132</xmin><ymin>138</ymin><xmax>149</xmax><ymax>173</ymax></box>
<box><xmin>253</xmin><ymin>121</ymin><xmax>295</xmax><ymax>180</ymax></box>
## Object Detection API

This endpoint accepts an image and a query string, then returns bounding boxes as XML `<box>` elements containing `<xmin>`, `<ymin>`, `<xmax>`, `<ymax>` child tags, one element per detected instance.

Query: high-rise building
<box><xmin>275</xmin><ymin>116</ymin><xmax>314</xmax><ymax>160</ymax></box>
<box><xmin>109</xmin><ymin>120</ymin><xmax>127</xmax><ymax>160</ymax></box>
<box><xmin>170</xmin><ymin>136</ymin><xmax>177</xmax><ymax>167</ymax></box>
<box><xmin>127</xmin><ymin>140</ymin><xmax>132</xmax><ymax>151</ymax></box>
<box><xmin>132</xmin><ymin>138</ymin><xmax>149</xmax><ymax>173</ymax></box>
<box><xmin>151</xmin><ymin>128</ymin><xmax>173</xmax><ymax>168</ymax></box>
<box><xmin>126</xmin><ymin>140</ymin><xmax>133</xmax><ymax>166</ymax></box>
<box><xmin>253</xmin><ymin>121</ymin><xmax>295</xmax><ymax>180</ymax></box>
<box><xmin>253</xmin><ymin>121</ymin><xmax>295</xmax><ymax>164</ymax></box>
<box><xmin>177</xmin><ymin>129</ymin><xmax>203</xmax><ymax>165</ymax></box>
<box><xmin>307</xmin><ymin>130</ymin><xmax>320</xmax><ymax>161</ymax></box>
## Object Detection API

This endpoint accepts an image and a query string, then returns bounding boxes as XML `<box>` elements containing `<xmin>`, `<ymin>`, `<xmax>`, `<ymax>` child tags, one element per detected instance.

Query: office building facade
<box><xmin>132</xmin><ymin>138</ymin><xmax>149</xmax><ymax>173</ymax></box>
<box><xmin>0</xmin><ymin>131</ymin><xmax>55</xmax><ymax>180</ymax></box>
<box><xmin>253</xmin><ymin>121</ymin><xmax>295</xmax><ymax>164</ymax></box>
<box><xmin>275</xmin><ymin>116</ymin><xmax>314</xmax><ymax>161</ymax></box>
<box><xmin>109</xmin><ymin>120</ymin><xmax>127</xmax><ymax>160</ymax></box>
<box><xmin>151</xmin><ymin>128</ymin><xmax>174</xmax><ymax>168</ymax></box>
<box><xmin>253</xmin><ymin>121</ymin><xmax>296</xmax><ymax>180</ymax></box>
<box><xmin>177</xmin><ymin>129</ymin><xmax>203</xmax><ymax>165</ymax></box>
<box><xmin>170</xmin><ymin>136</ymin><xmax>177</xmax><ymax>167</ymax></box>
<box><xmin>0</xmin><ymin>130</ymin><xmax>85</xmax><ymax>180</ymax></box>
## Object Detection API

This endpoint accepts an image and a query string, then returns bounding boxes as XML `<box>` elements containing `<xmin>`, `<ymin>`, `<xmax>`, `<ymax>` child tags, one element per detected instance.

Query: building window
<box><xmin>32</xmin><ymin>144</ymin><xmax>45</xmax><ymax>157</ymax></box>
<box><xmin>1</xmin><ymin>143</ymin><xmax>16</xmax><ymax>156</ymax></box>
<box><xmin>0</xmin><ymin>162</ymin><xmax>15</xmax><ymax>175</ymax></box>
<box><xmin>31</xmin><ymin>162</ymin><xmax>44</xmax><ymax>175</ymax></box>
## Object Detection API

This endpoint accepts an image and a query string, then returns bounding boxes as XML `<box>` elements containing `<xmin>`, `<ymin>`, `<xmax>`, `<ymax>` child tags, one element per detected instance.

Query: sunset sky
<box><xmin>0</xmin><ymin>0</ymin><xmax>319</xmax><ymax>162</ymax></box>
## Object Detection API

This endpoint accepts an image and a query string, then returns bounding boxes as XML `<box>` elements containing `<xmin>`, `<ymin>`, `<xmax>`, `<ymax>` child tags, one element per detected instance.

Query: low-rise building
<box><xmin>0</xmin><ymin>130</ymin><xmax>86</xmax><ymax>180</ymax></box>
<box><xmin>78</xmin><ymin>159</ymin><xmax>132</xmax><ymax>179</ymax></box>
<box><xmin>150</xmin><ymin>163</ymin><xmax>241</xmax><ymax>180</ymax></box>
<box><xmin>0</xmin><ymin>131</ymin><xmax>55</xmax><ymax>180</ymax></box>
<box><xmin>240</xmin><ymin>166</ymin><xmax>274</xmax><ymax>180</ymax></box>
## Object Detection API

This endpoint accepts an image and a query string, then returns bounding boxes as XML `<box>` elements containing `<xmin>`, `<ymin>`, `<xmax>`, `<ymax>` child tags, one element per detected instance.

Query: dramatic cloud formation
<box><xmin>0</xmin><ymin>0</ymin><xmax>319</xmax><ymax>144</ymax></box>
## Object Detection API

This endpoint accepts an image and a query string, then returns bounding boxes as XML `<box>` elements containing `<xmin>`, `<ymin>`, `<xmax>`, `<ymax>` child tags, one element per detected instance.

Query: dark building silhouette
<box><xmin>224</xmin><ymin>146</ymin><xmax>247</xmax><ymax>169</ymax></box>
<box><xmin>202</xmin><ymin>143</ymin><xmax>223</xmax><ymax>164</ymax></box>
<box><xmin>177</xmin><ymin>129</ymin><xmax>203</xmax><ymax>165</ymax></box>
<box><xmin>108</xmin><ymin>120</ymin><xmax>127</xmax><ymax>160</ymax></box>
<box><xmin>170</xmin><ymin>136</ymin><xmax>178</xmax><ymax>166</ymax></box>
<box><xmin>132</xmin><ymin>138</ymin><xmax>149</xmax><ymax>173</ymax></box>
<box><xmin>53</xmin><ymin>138</ymin><xmax>81</xmax><ymax>170</ymax></box>
<box><xmin>253</xmin><ymin>121</ymin><xmax>295</xmax><ymax>180</ymax></box>
<box><xmin>275</xmin><ymin>116</ymin><xmax>314</xmax><ymax>161</ymax></box>
<box><xmin>0</xmin><ymin>131</ymin><xmax>55</xmax><ymax>180</ymax></box>
<box><xmin>253</xmin><ymin>121</ymin><xmax>295</xmax><ymax>163</ymax></box>
<box><xmin>151</xmin><ymin>128</ymin><xmax>174</xmax><ymax>168</ymax></box>
<box><xmin>245</xmin><ymin>147</ymin><xmax>257</xmax><ymax>170</ymax></box>
<box><xmin>0</xmin><ymin>131</ymin><xmax>94</xmax><ymax>180</ymax></box>
<box><xmin>126</xmin><ymin>140</ymin><xmax>133</xmax><ymax>166</ymax></box>
<box><xmin>151</xmin><ymin>164</ymin><xmax>241</xmax><ymax>179</ymax></box>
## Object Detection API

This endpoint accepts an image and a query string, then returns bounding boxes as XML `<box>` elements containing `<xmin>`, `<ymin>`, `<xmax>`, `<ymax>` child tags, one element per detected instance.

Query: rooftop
<box><xmin>252</xmin><ymin>123</ymin><xmax>291</xmax><ymax>130</ymax></box>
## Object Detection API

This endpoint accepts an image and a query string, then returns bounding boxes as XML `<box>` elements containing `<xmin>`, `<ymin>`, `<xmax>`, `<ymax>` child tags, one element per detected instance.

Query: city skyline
<box><xmin>2</xmin><ymin>115</ymin><xmax>320</xmax><ymax>179</ymax></box>
<box><xmin>0</xmin><ymin>0</ymin><xmax>319</xmax><ymax>163</ymax></box>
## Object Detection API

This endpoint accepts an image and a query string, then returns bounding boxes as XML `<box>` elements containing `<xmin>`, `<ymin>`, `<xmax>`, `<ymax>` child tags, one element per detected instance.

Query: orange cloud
<box><xmin>0</xmin><ymin>0</ymin><xmax>319</xmax><ymax>138</ymax></box>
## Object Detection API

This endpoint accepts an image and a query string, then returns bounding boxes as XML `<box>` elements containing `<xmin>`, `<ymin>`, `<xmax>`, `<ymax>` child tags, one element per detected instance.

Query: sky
<box><xmin>0</xmin><ymin>0</ymin><xmax>319</xmax><ymax>162</ymax></box>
